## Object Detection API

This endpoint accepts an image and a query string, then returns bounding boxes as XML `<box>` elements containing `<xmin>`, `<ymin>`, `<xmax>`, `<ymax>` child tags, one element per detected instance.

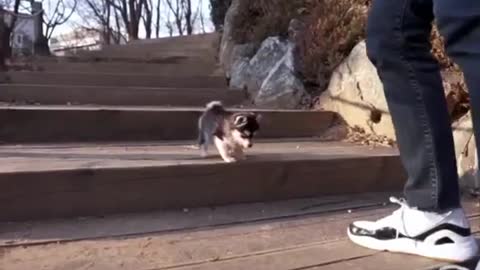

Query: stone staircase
<box><xmin>2</xmin><ymin>34</ymin><xmax>474</xmax><ymax>270</ymax></box>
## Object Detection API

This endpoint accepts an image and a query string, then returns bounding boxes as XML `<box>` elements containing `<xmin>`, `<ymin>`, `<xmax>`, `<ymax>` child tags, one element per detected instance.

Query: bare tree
<box><xmin>81</xmin><ymin>0</ymin><xmax>112</xmax><ymax>45</ymax></box>
<box><xmin>155</xmin><ymin>0</ymin><xmax>160</xmax><ymax>37</ymax></box>
<box><xmin>141</xmin><ymin>0</ymin><xmax>152</xmax><ymax>38</ymax></box>
<box><xmin>76</xmin><ymin>0</ymin><xmax>207</xmax><ymax>41</ymax></box>
<box><xmin>165</xmin><ymin>11</ymin><xmax>174</xmax><ymax>37</ymax></box>
<box><xmin>164</xmin><ymin>0</ymin><xmax>183</xmax><ymax>35</ymax></box>
<box><xmin>108</xmin><ymin>0</ymin><xmax>147</xmax><ymax>40</ymax></box>
<box><xmin>198</xmin><ymin>0</ymin><xmax>206</xmax><ymax>34</ymax></box>
<box><xmin>80</xmin><ymin>0</ymin><xmax>130</xmax><ymax>44</ymax></box>
<box><xmin>43</xmin><ymin>0</ymin><xmax>78</xmax><ymax>39</ymax></box>
<box><xmin>182</xmin><ymin>0</ymin><xmax>192</xmax><ymax>35</ymax></box>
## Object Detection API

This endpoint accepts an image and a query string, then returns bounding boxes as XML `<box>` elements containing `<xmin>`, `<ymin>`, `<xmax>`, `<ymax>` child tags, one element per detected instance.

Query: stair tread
<box><xmin>0</xmin><ymin>141</ymin><xmax>397</xmax><ymax>173</ymax></box>
<box><xmin>1</xmin><ymin>194</ymin><xmax>478</xmax><ymax>270</ymax></box>
<box><xmin>0</xmin><ymin>104</ymin><xmax>319</xmax><ymax>111</ymax></box>
<box><xmin>0</xmin><ymin>192</ymin><xmax>398</xmax><ymax>246</ymax></box>
<box><xmin>0</xmin><ymin>84</ymin><xmax>232</xmax><ymax>90</ymax></box>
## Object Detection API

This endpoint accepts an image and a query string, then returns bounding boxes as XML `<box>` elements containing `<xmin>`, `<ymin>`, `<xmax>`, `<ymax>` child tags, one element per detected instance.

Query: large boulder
<box><xmin>229</xmin><ymin>36</ymin><xmax>310</xmax><ymax>109</ymax></box>
<box><xmin>228</xmin><ymin>43</ymin><xmax>259</xmax><ymax>90</ymax></box>
<box><xmin>255</xmin><ymin>44</ymin><xmax>311</xmax><ymax>109</ymax></box>
<box><xmin>316</xmin><ymin>41</ymin><xmax>395</xmax><ymax>138</ymax></box>
<box><xmin>230</xmin><ymin>37</ymin><xmax>289</xmax><ymax>93</ymax></box>
<box><xmin>317</xmin><ymin>40</ymin><xmax>467</xmax><ymax>140</ymax></box>
<box><xmin>318</xmin><ymin>40</ymin><xmax>478</xmax><ymax>191</ymax></box>
<box><xmin>219</xmin><ymin>0</ymin><xmax>240</xmax><ymax>78</ymax></box>
<box><xmin>453</xmin><ymin>113</ymin><xmax>479</xmax><ymax>192</ymax></box>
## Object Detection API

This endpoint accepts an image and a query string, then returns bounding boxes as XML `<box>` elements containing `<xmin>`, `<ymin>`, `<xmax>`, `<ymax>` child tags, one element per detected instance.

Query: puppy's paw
<box><xmin>223</xmin><ymin>157</ymin><xmax>237</xmax><ymax>163</ymax></box>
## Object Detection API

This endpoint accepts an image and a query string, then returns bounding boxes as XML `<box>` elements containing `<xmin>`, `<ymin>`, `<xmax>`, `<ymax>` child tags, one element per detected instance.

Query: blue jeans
<box><xmin>367</xmin><ymin>0</ymin><xmax>480</xmax><ymax>210</ymax></box>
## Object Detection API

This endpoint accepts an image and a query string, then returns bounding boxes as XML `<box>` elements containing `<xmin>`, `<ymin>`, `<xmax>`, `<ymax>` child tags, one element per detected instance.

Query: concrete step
<box><xmin>0</xmin><ymin>84</ymin><xmax>243</xmax><ymax>106</ymax></box>
<box><xmin>86</xmin><ymin>33</ymin><xmax>219</xmax><ymax>60</ymax></box>
<box><xmin>25</xmin><ymin>61</ymin><xmax>224</xmax><ymax>76</ymax></box>
<box><xmin>28</xmin><ymin>54</ymin><xmax>217</xmax><ymax>64</ymax></box>
<box><xmin>128</xmin><ymin>33</ymin><xmax>219</xmax><ymax>46</ymax></box>
<box><xmin>87</xmin><ymin>47</ymin><xmax>217</xmax><ymax>59</ymax></box>
<box><xmin>0</xmin><ymin>141</ymin><xmax>404</xmax><ymax>221</ymax></box>
<box><xmin>2</xmin><ymin>195</ymin><xmax>478</xmax><ymax>269</ymax></box>
<box><xmin>0</xmin><ymin>105</ymin><xmax>335</xmax><ymax>143</ymax></box>
<box><xmin>4</xmin><ymin>72</ymin><xmax>228</xmax><ymax>88</ymax></box>
<box><xmin>0</xmin><ymin>193</ymin><xmax>399</xmax><ymax>246</ymax></box>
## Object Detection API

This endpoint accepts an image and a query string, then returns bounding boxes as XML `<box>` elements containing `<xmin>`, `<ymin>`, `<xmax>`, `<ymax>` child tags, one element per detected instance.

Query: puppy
<box><xmin>198</xmin><ymin>101</ymin><xmax>260</xmax><ymax>163</ymax></box>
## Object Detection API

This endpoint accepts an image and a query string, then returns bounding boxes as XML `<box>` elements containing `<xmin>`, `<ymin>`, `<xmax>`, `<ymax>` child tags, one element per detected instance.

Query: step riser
<box><xmin>0</xmin><ymin>85</ymin><xmax>243</xmax><ymax>106</ymax></box>
<box><xmin>5</xmin><ymin>73</ymin><xmax>228</xmax><ymax>88</ymax></box>
<box><xmin>0</xmin><ymin>156</ymin><xmax>405</xmax><ymax>221</ymax></box>
<box><xmin>0</xmin><ymin>109</ymin><xmax>335</xmax><ymax>143</ymax></box>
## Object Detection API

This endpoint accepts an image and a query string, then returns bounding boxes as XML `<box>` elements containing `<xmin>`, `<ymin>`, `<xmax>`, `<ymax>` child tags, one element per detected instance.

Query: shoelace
<box><xmin>377</xmin><ymin>197</ymin><xmax>410</xmax><ymax>238</ymax></box>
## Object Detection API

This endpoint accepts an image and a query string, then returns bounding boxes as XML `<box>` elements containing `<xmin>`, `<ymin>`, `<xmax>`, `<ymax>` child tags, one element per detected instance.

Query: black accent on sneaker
<box><xmin>435</xmin><ymin>237</ymin><xmax>454</xmax><ymax>245</ymax></box>
<box><xmin>349</xmin><ymin>223</ymin><xmax>471</xmax><ymax>241</ymax></box>
<box><xmin>414</xmin><ymin>223</ymin><xmax>471</xmax><ymax>240</ymax></box>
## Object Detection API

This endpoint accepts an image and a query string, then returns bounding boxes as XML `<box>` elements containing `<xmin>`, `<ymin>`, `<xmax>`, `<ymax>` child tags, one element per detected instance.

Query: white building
<box><xmin>49</xmin><ymin>28</ymin><xmax>103</xmax><ymax>56</ymax></box>
<box><xmin>3</xmin><ymin>11</ymin><xmax>39</xmax><ymax>56</ymax></box>
<box><xmin>50</xmin><ymin>28</ymin><xmax>127</xmax><ymax>56</ymax></box>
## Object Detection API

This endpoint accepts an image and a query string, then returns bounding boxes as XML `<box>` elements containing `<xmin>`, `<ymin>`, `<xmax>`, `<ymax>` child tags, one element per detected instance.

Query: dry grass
<box><xmin>431</xmin><ymin>25</ymin><xmax>459</xmax><ymax>71</ymax></box>
<box><xmin>431</xmin><ymin>25</ymin><xmax>469</xmax><ymax>120</ymax></box>
<box><xmin>231</xmin><ymin>0</ymin><xmax>309</xmax><ymax>44</ymax></box>
<box><xmin>298</xmin><ymin>0</ymin><xmax>369</xmax><ymax>92</ymax></box>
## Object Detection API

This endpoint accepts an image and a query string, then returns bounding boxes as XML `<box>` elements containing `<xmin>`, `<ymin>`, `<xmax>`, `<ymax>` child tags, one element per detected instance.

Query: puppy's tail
<box><xmin>206</xmin><ymin>100</ymin><xmax>223</xmax><ymax>109</ymax></box>
<box><xmin>205</xmin><ymin>100</ymin><xmax>225</xmax><ymax>114</ymax></box>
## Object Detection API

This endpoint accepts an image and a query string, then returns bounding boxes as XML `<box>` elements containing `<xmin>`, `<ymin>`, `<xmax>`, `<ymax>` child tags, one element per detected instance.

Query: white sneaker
<box><xmin>348</xmin><ymin>197</ymin><xmax>479</xmax><ymax>262</ymax></box>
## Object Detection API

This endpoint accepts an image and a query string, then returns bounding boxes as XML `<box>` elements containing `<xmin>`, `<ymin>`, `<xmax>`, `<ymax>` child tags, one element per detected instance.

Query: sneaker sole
<box><xmin>347</xmin><ymin>228</ymin><xmax>479</xmax><ymax>262</ymax></box>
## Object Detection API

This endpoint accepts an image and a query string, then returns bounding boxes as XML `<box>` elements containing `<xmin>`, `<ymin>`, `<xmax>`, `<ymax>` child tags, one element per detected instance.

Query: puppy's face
<box><xmin>230</xmin><ymin>113</ymin><xmax>261</xmax><ymax>149</ymax></box>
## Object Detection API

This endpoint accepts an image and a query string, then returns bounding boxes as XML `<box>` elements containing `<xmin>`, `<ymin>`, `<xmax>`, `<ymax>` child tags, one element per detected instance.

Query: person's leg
<box><xmin>367</xmin><ymin>0</ymin><xmax>460</xmax><ymax>211</ymax></box>
<box><xmin>347</xmin><ymin>0</ymin><xmax>478</xmax><ymax>262</ymax></box>
<box><xmin>434</xmin><ymin>1</ymin><xmax>480</xmax><ymax>182</ymax></box>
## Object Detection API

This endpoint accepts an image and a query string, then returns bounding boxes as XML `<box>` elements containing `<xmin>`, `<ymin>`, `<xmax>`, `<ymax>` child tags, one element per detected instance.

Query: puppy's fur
<box><xmin>198</xmin><ymin>101</ymin><xmax>260</xmax><ymax>163</ymax></box>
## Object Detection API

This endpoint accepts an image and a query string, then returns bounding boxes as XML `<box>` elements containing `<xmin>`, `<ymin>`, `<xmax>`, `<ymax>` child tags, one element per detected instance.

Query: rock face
<box><xmin>255</xmin><ymin>44</ymin><xmax>311</xmax><ymax>108</ymax></box>
<box><xmin>219</xmin><ymin>0</ymin><xmax>241</xmax><ymax>77</ymax></box>
<box><xmin>229</xmin><ymin>36</ymin><xmax>310</xmax><ymax>109</ymax></box>
<box><xmin>316</xmin><ymin>41</ymin><xmax>394</xmax><ymax>138</ymax></box>
<box><xmin>219</xmin><ymin>1</ymin><xmax>310</xmax><ymax>109</ymax></box>
<box><xmin>228</xmin><ymin>43</ymin><xmax>258</xmax><ymax>90</ymax></box>
<box><xmin>230</xmin><ymin>37</ymin><xmax>289</xmax><ymax>92</ymax></box>
<box><xmin>453</xmin><ymin>113</ymin><xmax>479</xmax><ymax>192</ymax></box>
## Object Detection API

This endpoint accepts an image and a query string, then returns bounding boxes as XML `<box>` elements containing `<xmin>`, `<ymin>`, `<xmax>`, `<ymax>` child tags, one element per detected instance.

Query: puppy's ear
<box><xmin>234</xmin><ymin>115</ymin><xmax>248</xmax><ymax>127</ymax></box>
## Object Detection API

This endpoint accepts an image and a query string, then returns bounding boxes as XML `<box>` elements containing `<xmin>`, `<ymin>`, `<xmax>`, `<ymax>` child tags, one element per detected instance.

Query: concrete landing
<box><xmin>1</xmin><ymin>193</ymin><xmax>478</xmax><ymax>270</ymax></box>
<box><xmin>0</xmin><ymin>141</ymin><xmax>404</xmax><ymax>221</ymax></box>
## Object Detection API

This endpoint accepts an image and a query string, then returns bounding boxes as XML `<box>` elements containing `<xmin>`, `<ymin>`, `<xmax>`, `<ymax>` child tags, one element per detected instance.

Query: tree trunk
<box><xmin>143</xmin><ymin>0</ymin><xmax>152</xmax><ymax>39</ymax></box>
<box><xmin>184</xmin><ymin>0</ymin><xmax>193</xmax><ymax>35</ymax></box>
<box><xmin>155</xmin><ymin>0</ymin><xmax>161</xmax><ymax>38</ymax></box>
